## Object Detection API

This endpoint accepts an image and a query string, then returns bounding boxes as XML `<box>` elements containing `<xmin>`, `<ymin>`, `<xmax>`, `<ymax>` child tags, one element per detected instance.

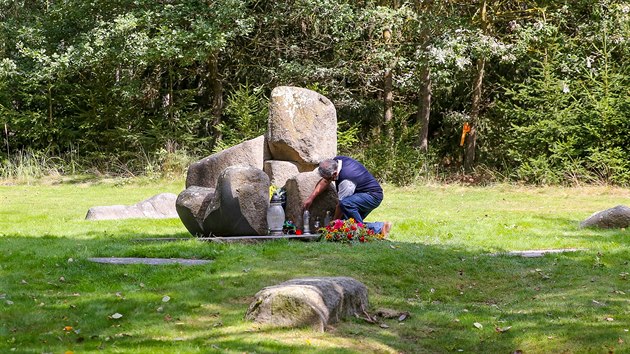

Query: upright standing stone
<box><xmin>186</xmin><ymin>135</ymin><xmax>270</xmax><ymax>189</ymax></box>
<box><xmin>267</xmin><ymin>86</ymin><xmax>337</xmax><ymax>165</ymax></box>
<box><xmin>202</xmin><ymin>165</ymin><xmax>270</xmax><ymax>236</ymax></box>
<box><xmin>284</xmin><ymin>171</ymin><xmax>337</xmax><ymax>231</ymax></box>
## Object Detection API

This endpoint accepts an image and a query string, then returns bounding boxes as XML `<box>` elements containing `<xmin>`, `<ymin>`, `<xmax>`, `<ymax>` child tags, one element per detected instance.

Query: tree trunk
<box><xmin>464</xmin><ymin>57</ymin><xmax>485</xmax><ymax>172</ymax></box>
<box><xmin>48</xmin><ymin>83</ymin><xmax>53</xmax><ymax>126</ymax></box>
<box><xmin>208</xmin><ymin>55</ymin><xmax>223</xmax><ymax>142</ymax></box>
<box><xmin>464</xmin><ymin>0</ymin><xmax>488</xmax><ymax>172</ymax></box>
<box><xmin>417</xmin><ymin>65</ymin><xmax>431</xmax><ymax>152</ymax></box>
<box><xmin>383</xmin><ymin>67</ymin><xmax>394</xmax><ymax>141</ymax></box>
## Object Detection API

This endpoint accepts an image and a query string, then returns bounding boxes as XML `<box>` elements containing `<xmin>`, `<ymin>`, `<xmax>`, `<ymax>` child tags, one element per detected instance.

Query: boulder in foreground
<box><xmin>245</xmin><ymin>277</ymin><xmax>369</xmax><ymax>331</ymax></box>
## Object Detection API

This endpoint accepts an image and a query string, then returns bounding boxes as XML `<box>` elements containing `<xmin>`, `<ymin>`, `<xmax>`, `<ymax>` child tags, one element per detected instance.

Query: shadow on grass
<box><xmin>1</xmin><ymin>233</ymin><xmax>629</xmax><ymax>353</ymax></box>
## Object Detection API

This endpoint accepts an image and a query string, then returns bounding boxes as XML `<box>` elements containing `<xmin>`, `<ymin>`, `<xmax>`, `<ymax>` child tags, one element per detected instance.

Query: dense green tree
<box><xmin>0</xmin><ymin>0</ymin><xmax>628</xmax><ymax>185</ymax></box>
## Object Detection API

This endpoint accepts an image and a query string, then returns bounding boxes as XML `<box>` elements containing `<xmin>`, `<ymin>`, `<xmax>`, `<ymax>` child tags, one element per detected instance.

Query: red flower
<box><xmin>359</xmin><ymin>236</ymin><xmax>365</xmax><ymax>243</ymax></box>
<box><xmin>296</xmin><ymin>229</ymin><xmax>303</xmax><ymax>235</ymax></box>
<box><xmin>333</xmin><ymin>219</ymin><xmax>344</xmax><ymax>229</ymax></box>
<box><xmin>347</xmin><ymin>233</ymin><xmax>353</xmax><ymax>240</ymax></box>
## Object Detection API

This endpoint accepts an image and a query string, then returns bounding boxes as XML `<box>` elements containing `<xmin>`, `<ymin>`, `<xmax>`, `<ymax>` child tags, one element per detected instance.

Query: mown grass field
<box><xmin>1</xmin><ymin>178</ymin><xmax>629</xmax><ymax>353</ymax></box>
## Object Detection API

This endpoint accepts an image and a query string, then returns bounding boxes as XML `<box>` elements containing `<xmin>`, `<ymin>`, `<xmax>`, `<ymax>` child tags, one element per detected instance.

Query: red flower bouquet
<box><xmin>319</xmin><ymin>218</ymin><xmax>385</xmax><ymax>243</ymax></box>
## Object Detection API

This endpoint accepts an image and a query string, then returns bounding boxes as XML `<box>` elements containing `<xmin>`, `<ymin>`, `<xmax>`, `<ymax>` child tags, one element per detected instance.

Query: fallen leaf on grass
<box><xmin>619</xmin><ymin>338</ymin><xmax>624</xmax><ymax>344</ymax></box>
<box><xmin>63</xmin><ymin>326</ymin><xmax>73</xmax><ymax>332</ymax></box>
<box><xmin>110</xmin><ymin>313</ymin><xmax>123</xmax><ymax>319</ymax></box>
<box><xmin>605</xmin><ymin>317</ymin><xmax>614</xmax><ymax>321</ymax></box>
<box><xmin>380</xmin><ymin>323</ymin><xmax>390</xmax><ymax>329</ymax></box>
<box><xmin>473</xmin><ymin>322</ymin><xmax>483</xmax><ymax>329</ymax></box>
<box><xmin>495</xmin><ymin>326</ymin><xmax>512</xmax><ymax>333</ymax></box>
<box><xmin>162</xmin><ymin>295</ymin><xmax>171</xmax><ymax>303</ymax></box>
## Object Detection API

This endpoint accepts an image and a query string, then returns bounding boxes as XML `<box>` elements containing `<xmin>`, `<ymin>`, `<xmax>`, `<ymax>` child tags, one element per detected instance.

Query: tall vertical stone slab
<box><xmin>267</xmin><ymin>87</ymin><xmax>337</xmax><ymax>164</ymax></box>
<box><xmin>202</xmin><ymin>165</ymin><xmax>270</xmax><ymax>236</ymax></box>
<box><xmin>284</xmin><ymin>171</ymin><xmax>337</xmax><ymax>231</ymax></box>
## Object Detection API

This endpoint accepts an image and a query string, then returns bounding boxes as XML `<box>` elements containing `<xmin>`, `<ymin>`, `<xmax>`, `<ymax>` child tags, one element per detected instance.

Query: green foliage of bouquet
<box><xmin>319</xmin><ymin>218</ymin><xmax>385</xmax><ymax>243</ymax></box>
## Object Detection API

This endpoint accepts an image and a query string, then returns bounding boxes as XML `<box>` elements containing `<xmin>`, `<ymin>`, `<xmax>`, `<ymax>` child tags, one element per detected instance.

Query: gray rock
<box><xmin>580</xmin><ymin>205</ymin><xmax>630</xmax><ymax>229</ymax></box>
<box><xmin>264</xmin><ymin>160</ymin><xmax>301</xmax><ymax>188</ymax></box>
<box><xmin>186</xmin><ymin>135</ymin><xmax>269</xmax><ymax>189</ymax></box>
<box><xmin>284</xmin><ymin>170</ymin><xmax>337</xmax><ymax>231</ymax></box>
<box><xmin>202</xmin><ymin>165</ymin><xmax>270</xmax><ymax>236</ymax></box>
<box><xmin>267</xmin><ymin>86</ymin><xmax>337</xmax><ymax>164</ymax></box>
<box><xmin>86</xmin><ymin>193</ymin><xmax>178</xmax><ymax>220</ymax></box>
<box><xmin>176</xmin><ymin>186</ymin><xmax>215</xmax><ymax>237</ymax></box>
<box><xmin>245</xmin><ymin>277</ymin><xmax>369</xmax><ymax>331</ymax></box>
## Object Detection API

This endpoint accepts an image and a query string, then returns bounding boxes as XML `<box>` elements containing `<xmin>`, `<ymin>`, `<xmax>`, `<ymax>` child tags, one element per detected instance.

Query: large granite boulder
<box><xmin>176</xmin><ymin>186</ymin><xmax>215</xmax><ymax>237</ymax></box>
<box><xmin>267</xmin><ymin>86</ymin><xmax>337</xmax><ymax>165</ymax></box>
<box><xmin>202</xmin><ymin>165</ymin><xmax>270</xmax><ymax>236</ymax></box>
<box><xmin>263</xmin><ymin>160</ymin><xmax>317</xmax><ymax>188</ymax></box>
<box><xmin>284</xmin><ymin>170</ymin><xmax>337</xmax><ymax>230</ymax></box>
<box><xmin>86</xmin><ymin>193</ymin><xmax>178</xmax><ymax>220</ymax></box>
<box><xmin>580</xmin><ymin>205</ymin><xmax>630</xmax><ymax>229</ymax></box>
<box><xmin>186</xmin><ymin>135</ymin><xmax>270</xmax><ymax>189</ymax></box>
<box><xmin>245</xmin><ymin>277</ymin><xmax>369</xmax><ymax>331</ymax></box>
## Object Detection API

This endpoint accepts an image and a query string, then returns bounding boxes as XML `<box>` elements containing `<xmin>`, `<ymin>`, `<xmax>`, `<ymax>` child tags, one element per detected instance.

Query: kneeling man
<box><xmin>303</xmin><ymin>156</ymin><xmax>391</xmax><ymax>236</ymax></box>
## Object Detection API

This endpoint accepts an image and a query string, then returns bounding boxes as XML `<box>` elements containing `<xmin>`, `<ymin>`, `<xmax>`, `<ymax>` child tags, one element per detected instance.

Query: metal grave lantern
<box><xmin>267</xmin><ymin>191</ymin><xmax>285</xmax><ymax>236</ymax></box>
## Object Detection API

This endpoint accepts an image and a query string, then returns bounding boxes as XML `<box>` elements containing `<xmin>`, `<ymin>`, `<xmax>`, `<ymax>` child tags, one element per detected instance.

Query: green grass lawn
<box><xmin>1</xmin><ymin>178</ymin><xmax>629</xmax><ymax>353</ymax></box>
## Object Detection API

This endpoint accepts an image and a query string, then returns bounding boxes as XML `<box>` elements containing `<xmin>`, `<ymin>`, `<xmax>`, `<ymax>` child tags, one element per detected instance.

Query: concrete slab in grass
<box><xmin>492</xmin><ymin>248</ymin><xmax>587</xmax><ymax>258</ymax></box>
<box><xmin>88</xmin><ymin>257</ymin><xmax>212</xmax><ymax>265</ymax></box>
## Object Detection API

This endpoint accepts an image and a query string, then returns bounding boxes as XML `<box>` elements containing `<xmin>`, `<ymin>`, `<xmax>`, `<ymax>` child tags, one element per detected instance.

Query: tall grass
<box><xmin>0</xmin><ymin>145</ymin><xmax>195</xmax><ymax>184</ymax></box>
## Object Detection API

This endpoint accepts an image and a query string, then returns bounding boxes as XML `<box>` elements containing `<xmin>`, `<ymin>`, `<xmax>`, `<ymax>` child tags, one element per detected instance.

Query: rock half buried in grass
<box><xmin>245</xmin><ymin>277</ymin><xmax>369</xmax><ymax>331</ymax></box>
<box><xmin>85</xmin><ymin>193</ymin><xmax>178</xmax><ymax>220</ymax></box>
<box><xmin>580</xmin><ymin>205</ymin><xmax>630</xmax><ymax>229</ymax></box>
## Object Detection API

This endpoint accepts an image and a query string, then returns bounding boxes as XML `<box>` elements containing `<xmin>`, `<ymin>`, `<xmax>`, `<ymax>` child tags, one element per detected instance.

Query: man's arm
<box><xmin>303</xmin><ymin>178</ymin><xmax>331</xmax><ymax>210</ymax></box>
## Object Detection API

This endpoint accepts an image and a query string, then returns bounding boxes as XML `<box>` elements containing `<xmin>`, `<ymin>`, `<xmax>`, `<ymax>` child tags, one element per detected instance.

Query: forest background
<box><xmin>0</xmin><ymin>0</ymin><xmax>628</xmax><ymax>186</ymax></box>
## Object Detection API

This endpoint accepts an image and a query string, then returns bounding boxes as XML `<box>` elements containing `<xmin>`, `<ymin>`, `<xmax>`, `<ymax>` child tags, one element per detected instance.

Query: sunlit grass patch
<box><xmin>1</xmin><ymin>180</ymin><xmax>629</xmax><ymax>353</ymax></box>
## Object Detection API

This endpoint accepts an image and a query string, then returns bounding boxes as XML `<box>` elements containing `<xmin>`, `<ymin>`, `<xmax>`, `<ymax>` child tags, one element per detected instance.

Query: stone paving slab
<box><xmin>493</xmin><ymin>248</ymin><xmax>587</xmax><ymax>258</ymax></box>
<box><xmin>88</xmin><ymin>257</ymin><xmax>212</xmax><ymax>265</ymax></box>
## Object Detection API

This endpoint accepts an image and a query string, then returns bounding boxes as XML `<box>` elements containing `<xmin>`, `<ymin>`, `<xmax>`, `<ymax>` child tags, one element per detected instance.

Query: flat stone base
<box><xmin>88</xmin><ymin>257</ymin><xmax>212</xmax><ymax>265</ymax></box>
<box><xmin>133</xmin><ymin>234</ymin><xmax>321</xmax><ymax>243</ymax></box>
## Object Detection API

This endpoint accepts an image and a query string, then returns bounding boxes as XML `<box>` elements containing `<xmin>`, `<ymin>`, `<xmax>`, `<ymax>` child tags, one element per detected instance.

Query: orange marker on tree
<box><xmin>460</xmin><ymin>122</ymin><xmax>471</xmax><ymax>146</ymax></box>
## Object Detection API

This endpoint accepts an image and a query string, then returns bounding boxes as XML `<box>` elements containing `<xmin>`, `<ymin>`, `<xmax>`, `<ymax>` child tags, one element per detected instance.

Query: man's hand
<box><xmin>303</xmin><ymin>197</ymin><xmax>314</xmax><ymax>211</ymax></box>
<box><xmin>303</xmin><ymin>178</ymin><xmax>331</xmax><ymax>211</ymax></box>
